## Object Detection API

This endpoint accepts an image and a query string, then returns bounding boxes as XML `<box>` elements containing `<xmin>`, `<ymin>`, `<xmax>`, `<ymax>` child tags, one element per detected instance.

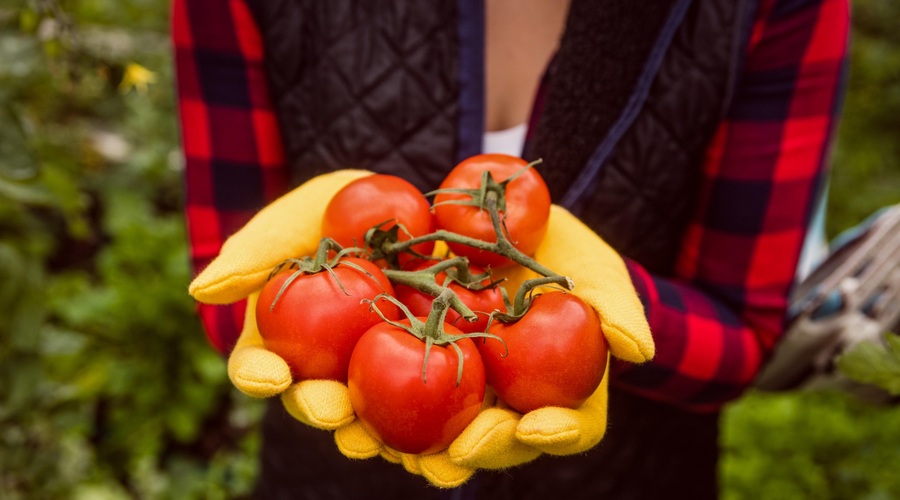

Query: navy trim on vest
<box><xmin>560</xmin><ymin>0</ymin><xmax>695</xmax><ymax>210</ymax></box>
<box><xmin>456</xmin><ymin>0</ymin><xmax>486</xmax><ymax>163</ymax></box>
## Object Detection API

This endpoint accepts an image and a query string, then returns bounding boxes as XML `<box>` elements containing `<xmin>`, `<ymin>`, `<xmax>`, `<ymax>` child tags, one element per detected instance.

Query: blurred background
<box><xmin>1</xmin><ymin>0</ymin><xmax>898</xmax><ymax>498</ymax></box>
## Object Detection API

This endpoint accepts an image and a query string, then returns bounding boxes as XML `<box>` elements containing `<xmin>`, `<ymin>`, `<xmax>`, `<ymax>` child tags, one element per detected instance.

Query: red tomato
<box><xmin>432</xmin><ymin>154</ymin><xmax>551</xmax><ymax>268</ymax></box>
<box><xmin>477</xmin><ymin>292</ymin><xmax>608</xmax><ymax>413</ymax></box>
<box><xmin>256</xmin><ymin>257</ymin><xmax>400</xmax><ymax>382</ymax></box>
<box><xmin>393</xmin><ymin>262</ymin><xmax>505</xmax><ymax>333</ymax></box>
<box><xmin>348</xmin><ymin>320</ymin><xmax>486</xmax><ymax>455</ymax></box>
<box><xmin>322</xmin><ymin>174</ymin><xmax>434</xmax><ymax>264</ymax></box>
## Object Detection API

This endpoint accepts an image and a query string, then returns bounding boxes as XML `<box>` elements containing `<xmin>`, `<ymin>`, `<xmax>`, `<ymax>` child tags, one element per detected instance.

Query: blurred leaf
<box><xmin>0</xmin><ymin>242</ymin><xmax>29</xmax><ymax>305</ymax></box>
<box><xmin>0</xmin><ymin>177</ymin><xmax>55</xmax><ymax>205</ymax></box>
<box><xmin>0</xmin><ymin>31</ymin><xmax>42</xmax><ymax>82</ymax></box>
<box><xmin>0</xmin><ymin>104</ymin><xmax>40</xmax><ymax>181</ymax></box>
<box><xmin>837</xmin><ymin>333</ymin><xmax>900</xmax><ymax>395</ymax></box>
<box><xmin>18</xmin><ymin>9</ymin><xmax>37</xmax><ymax>32</ymax></box>
<box><xmin>72</xmin><ymin>484</ymin><xmax>131</xmax><ymax>500</ymax></box>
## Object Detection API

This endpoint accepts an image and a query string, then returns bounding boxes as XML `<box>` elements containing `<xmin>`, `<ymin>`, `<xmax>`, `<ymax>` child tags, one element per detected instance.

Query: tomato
<box><xmin>477</xmin><ymin>292</ymin><xmax>608</xmax><ymax>413</ymax></box>
<box><xmin>393</xmin><ymin>262</ymin><xmax>505</xmax><ymax>333</ymax></box>
<box><xmin>348</xmin><ymin>320</ymin><xmax>486</xmax><ymax>455</ymax></box>
<box><xmin>432</xmin><ymin>154</ymin><xmax>551</xmax><ymax>268</ymax></box>
<box><xmin>256</xmin><ymin>257</ymin><xmax>400</xmax><ymax>382</ymax></box>
<box><xmin>322</xmin><ymin>174</ymin><xmax>434</xmax><ymax>264</ymax></box>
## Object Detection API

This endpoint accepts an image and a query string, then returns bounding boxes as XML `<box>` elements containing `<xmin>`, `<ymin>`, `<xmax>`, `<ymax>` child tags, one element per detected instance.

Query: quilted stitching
<box><xmin>251</xmin><ymin>0</ymin><xmax>459</xmax><ymax>192</ymax></box>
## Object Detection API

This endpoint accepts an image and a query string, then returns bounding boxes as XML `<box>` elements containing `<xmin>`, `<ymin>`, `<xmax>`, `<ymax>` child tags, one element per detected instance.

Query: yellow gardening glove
<box><xmin>225</xmin><ymin>291</ymin><xmax>291</xmax><ymax>398</ymax></box>
<box><xmin>333</xmin><ymin>421</ymin><xmax>476</xmax><ymax>488</ymax></box>
<box><xmin>448</xmin><ymin>205</ymin><xmax>654</xmax><ymax>469</ymax></box>
<box><xmin>189</xmin><ymin>169</ymin><xmax>372</xmax><ymax>306</ymax></box>
<box><xmin>330</xmin><ymin>375</ymin><xmax>515</xmax><ymax>487</ymax></box>
<box><xmin>189</xmin><ymin>169</ymin><xmax>371</xmax><ymax>403</ymax></box>
<box><xmin>228</xmin><ymin>291</ymin><xmax>356</xmax><ymax>429</ymax></box>
<box><xmin>531</xmin><ymin>205</ymin><xmax>655</xmax><ymax>363</ymax></box>
<box><xmin>188</xmin><ymin>169</ymin><xmax>476</xmax><ymax>489</ymax></box>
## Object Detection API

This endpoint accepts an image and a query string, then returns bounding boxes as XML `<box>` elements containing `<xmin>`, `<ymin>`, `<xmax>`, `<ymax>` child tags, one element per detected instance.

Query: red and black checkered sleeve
<box><xmin>614</xmin><ymin>0</ymin><xmax>849</xmax><ymax>411</ymax></box>
<box><xmin>173</xmin><ymin>0</ymin><xmax>289</xmax><ymax>353</ymax></box>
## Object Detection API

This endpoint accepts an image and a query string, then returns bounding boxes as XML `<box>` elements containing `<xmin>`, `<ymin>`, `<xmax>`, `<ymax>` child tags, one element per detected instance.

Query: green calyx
<box><xmin>427</xmin><ymin>158</ymin><xmax>543</xmax><ymax>214</ymax></box>
<box><xmin>367</xmin><ymin>290</ymin><xmax>505</xmax><ymax>386</ymax></box>
<box><xmin>363</xmin><ymin>221</ymin><xmax>433</xmax><ymax>269</ymax></box>
<box><xmin>265</xmin><ymin>237</ymin><xmax>370</xmax><ymax>310</ymax></box>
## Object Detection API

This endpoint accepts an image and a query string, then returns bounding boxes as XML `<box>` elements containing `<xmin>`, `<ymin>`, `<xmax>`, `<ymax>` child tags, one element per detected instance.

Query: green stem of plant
<box><xmin>382</xmin><ymin>258</ymin><xmax>479</xmax><ymax>323</ymax></box>
<box><xmin>384</xmin><ymin>194</ymin><xmax>558</xmax><ymax>278</ymax></box>
<box><xmin>511</xmin><ymin>276</ymin><xmax>574</xmax><ymax>316</ymax></box>
<box><xmin>422</xmin><ymin>289</ymin><xmax>454</xmax><ymax>342</ymax></box>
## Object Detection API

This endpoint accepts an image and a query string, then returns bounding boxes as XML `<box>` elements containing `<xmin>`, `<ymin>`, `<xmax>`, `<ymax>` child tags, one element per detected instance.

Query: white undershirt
<box><xmin>482</xmin><ymin>123</ymin><xmax>528</xmax><ymax>157</ymax></box>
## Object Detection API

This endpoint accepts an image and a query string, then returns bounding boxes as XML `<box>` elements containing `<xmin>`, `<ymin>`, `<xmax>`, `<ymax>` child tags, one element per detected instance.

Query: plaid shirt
<box><xmin>173</xmin><ymin>0</ymin><xmax>849</xmax><ymax>411</ymax></box>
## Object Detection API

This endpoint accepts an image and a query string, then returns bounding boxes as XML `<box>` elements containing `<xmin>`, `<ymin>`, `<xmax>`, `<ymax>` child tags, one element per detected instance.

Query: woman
<box><xmin>173</xmin><ymin>0</ymin><xmax>849</xmax><ymax>497</ymax></box>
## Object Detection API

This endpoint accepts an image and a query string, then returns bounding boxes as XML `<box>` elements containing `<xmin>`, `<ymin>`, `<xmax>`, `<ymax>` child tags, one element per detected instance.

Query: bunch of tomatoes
<box><xmin>255</xmin><ymin>154</ymin><xmax>609</xmax><ymax>456</ymax></box>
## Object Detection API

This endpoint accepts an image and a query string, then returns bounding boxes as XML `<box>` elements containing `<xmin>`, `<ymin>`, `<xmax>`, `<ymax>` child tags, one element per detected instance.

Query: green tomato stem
<box><xmin>382</xmin><ymin>258</ymin><xmax>479</xmax><ymax>323</ymax></box>
<box><xmin>486</xmin><ymin>276</ymin><xmax>575</xmax><ymax>327</ymax></box>
<box><xmin>383</xmin><ymin>193</ymin><xmax>558</xmax><ymax>278</ymax></box>
<box><xmin>511</xmin><ymin>276</ymin><xmax>574</xmax><ymax>316</ymax></box>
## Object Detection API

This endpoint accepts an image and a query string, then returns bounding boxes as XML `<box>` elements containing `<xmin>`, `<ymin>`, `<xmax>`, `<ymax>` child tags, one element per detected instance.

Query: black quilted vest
<box><xmin>247</xmin><ymin>0</ymin><xmax>758</xmax><ymax>498</ymax></box>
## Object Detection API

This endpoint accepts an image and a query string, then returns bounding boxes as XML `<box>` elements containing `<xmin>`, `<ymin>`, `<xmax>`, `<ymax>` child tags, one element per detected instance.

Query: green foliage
<box><xmin>838</xmin><ymin>333</ymin><xmax>900</xmax><ymax>396</ymax></box>
<box><xmin>722</xmin><ymin>391</ymin><xmax>900</xmax><ymax>500</ymax></box>
<box><xmin>828</xmin><ymin>0</ymin><xmax>900</xmax><ymax>233</ymax></box>
<box><xmin>0</xmin><ymin>1</ymin><xmax>262</xmax><ymax>498</ymax></box>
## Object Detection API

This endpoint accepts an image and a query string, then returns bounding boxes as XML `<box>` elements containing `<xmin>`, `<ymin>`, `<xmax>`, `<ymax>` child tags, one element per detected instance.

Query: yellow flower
<box><xmin>119</xmin><ymin>63</ymin><xmax>157</xmax><ymax>94</ymax></box>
